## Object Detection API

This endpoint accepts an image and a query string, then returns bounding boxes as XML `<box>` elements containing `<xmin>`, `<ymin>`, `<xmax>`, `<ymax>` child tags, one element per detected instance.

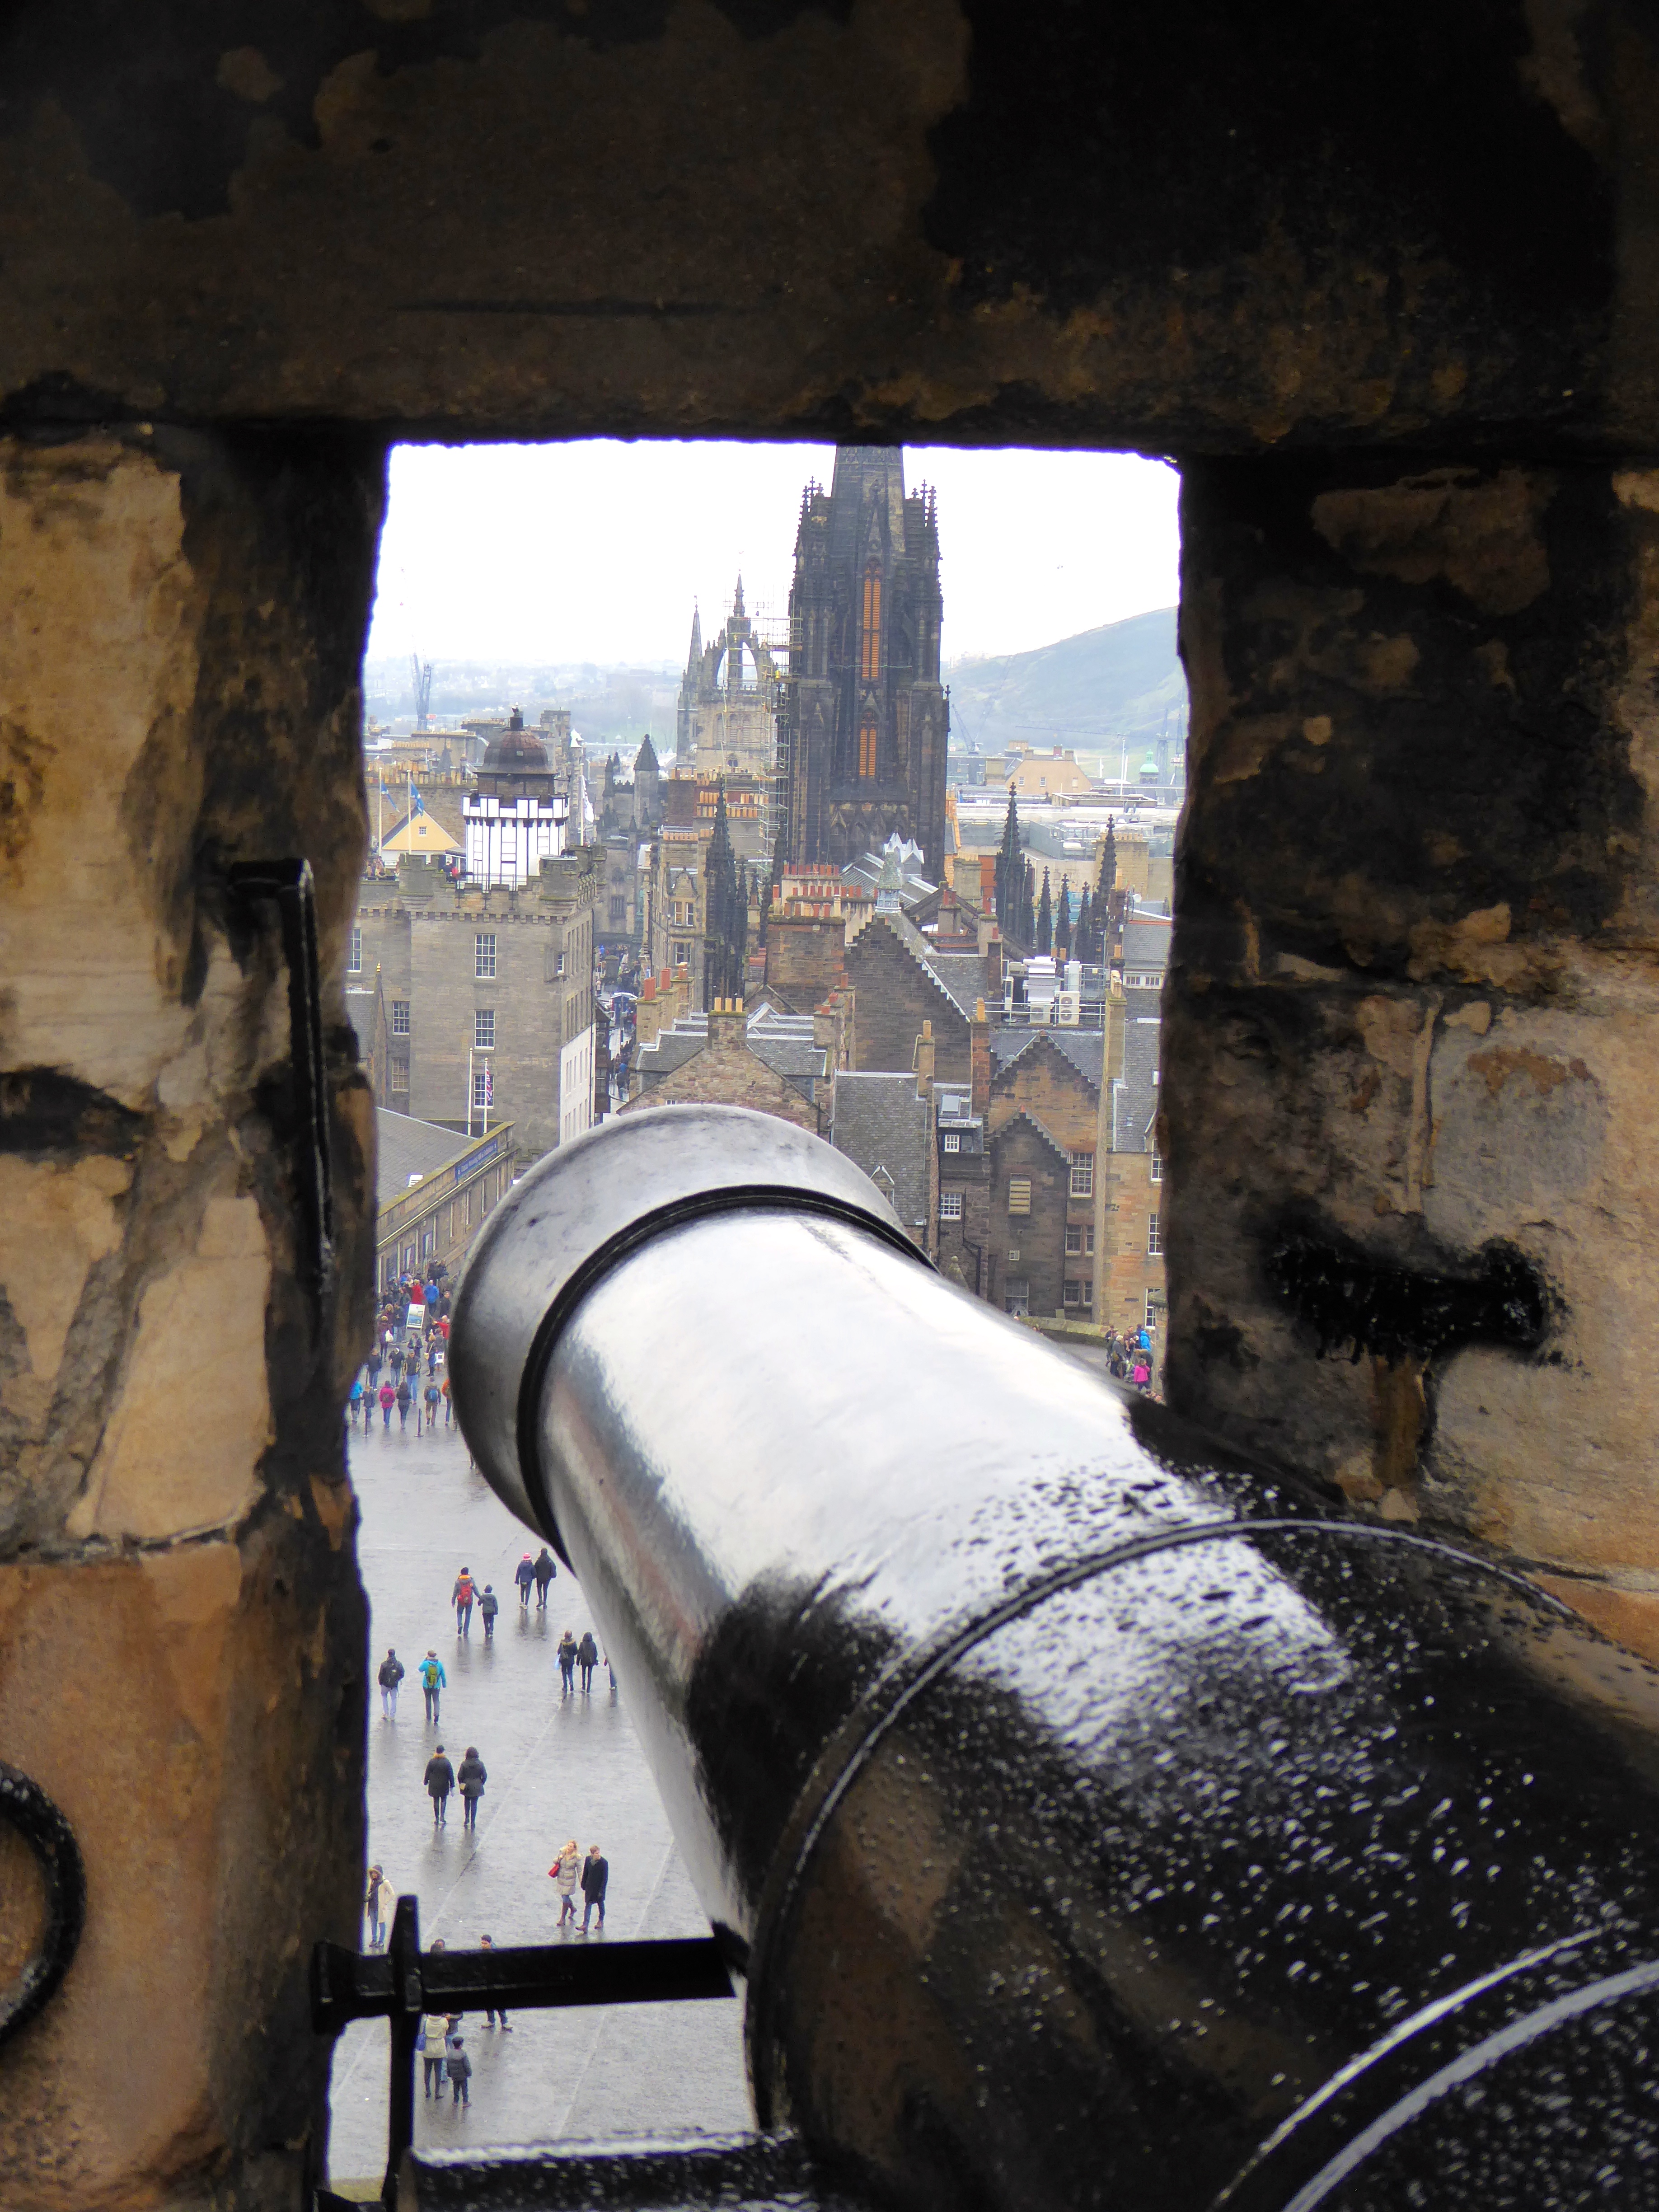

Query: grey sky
<box><xmin>366</xmin><ymin>441</ymin><xmax>1180</xmax><ymax>670</ymax></box>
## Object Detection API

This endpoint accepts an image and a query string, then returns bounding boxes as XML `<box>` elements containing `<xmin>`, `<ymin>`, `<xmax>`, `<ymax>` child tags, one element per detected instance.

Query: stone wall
<box><xmin>846</xmin><ymin>921</ymin><xmax>972</xmax><ymax>1084</ymax></box>
<box><xmin>1165</xmin><ymin>456</ymin><xmax>1659</xmax><ymax>1653</ymax></box>
<box><xmin>0</xmin><ymin>428</ymin><xmax>379</xmax><ymax>2205</ymax></box>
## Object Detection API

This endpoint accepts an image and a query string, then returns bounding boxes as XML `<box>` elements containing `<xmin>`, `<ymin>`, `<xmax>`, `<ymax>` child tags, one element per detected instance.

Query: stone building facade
<box><xmin>677</xmin><ymin>581</ymin><xmax>783</xmax><ymax>837</ymax></box>
<box><xmin>372</xmin><ymin>1109</ymin><xmax>515</xmax><ymax>1295</ymax></box>
<box><xmin>1098</xmin><ymin>989</ymin><xmax>1167</xmax><ymax>1345</ymax></box>
<box><xmin>621</xmin><ymin>1001</ymin><xmax>819</xmax><ymax>1129</ymax></box>
<box><xmin>349</xmin><ymin>849</ymin><xmax>599</xmax><ymax>1163</ymax></box>
<box><xmin>782</xmin><ymin>447</ymin><xmax>949</xmax><ymax>877</ymax></box>
<box><xmin>985</xmin><ymin>1033</ymin><xmax>1103</xmax><ymax>1320</ymax></box>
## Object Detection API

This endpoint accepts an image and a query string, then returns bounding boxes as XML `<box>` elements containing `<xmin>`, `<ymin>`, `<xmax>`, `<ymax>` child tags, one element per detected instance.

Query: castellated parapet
<box><xmin>350</xmin><ymin>851</ymin><xmax>601</xmax><ymax>1163</ymax></box>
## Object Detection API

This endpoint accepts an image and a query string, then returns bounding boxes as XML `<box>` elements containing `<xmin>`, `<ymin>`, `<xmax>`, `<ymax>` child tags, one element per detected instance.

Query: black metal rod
<box><xmin>383</xmin><ymin>1894</ymin><xmax>421</xmax><ymax>2211</ymax></box>
<box><xmin>308</xmin><ymin>1902</ymin><xmax>737</xmax><ymax>2210</ymax></box>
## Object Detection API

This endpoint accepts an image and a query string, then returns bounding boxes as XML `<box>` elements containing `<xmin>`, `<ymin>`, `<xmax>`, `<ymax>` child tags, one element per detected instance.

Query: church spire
<box><xmin>733</xmin><ymin>572</ymin><xmax>745</xmax><ymax>619</ymax></box>
<box><xmin>687</xmin><ymin>602</ymin><xmax>702</xmax><ymax>674</ymax></box>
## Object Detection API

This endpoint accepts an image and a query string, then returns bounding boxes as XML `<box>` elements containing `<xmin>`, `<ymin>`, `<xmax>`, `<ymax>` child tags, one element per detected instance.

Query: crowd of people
<box><xmin>1103</xmin><ymin>1322</ymin><xmax>1158</xmax><ymax>1394</ymax></box>
<box><xmin>349</xmin><ymin>1267</ymin><xmax>455</xmax><ymax>1435</ymax></box>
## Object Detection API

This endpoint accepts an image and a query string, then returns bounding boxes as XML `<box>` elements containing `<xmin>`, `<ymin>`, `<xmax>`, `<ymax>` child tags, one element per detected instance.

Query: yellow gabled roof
<box><xmin>380</xmin><ymin>812</ymin><xmax>460</xmax><ymax>855</ymax></box>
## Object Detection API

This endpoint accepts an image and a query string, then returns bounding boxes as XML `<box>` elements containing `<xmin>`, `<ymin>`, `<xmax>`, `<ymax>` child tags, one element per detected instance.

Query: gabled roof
<box><xmin>989</xmin><ymin>1105</ymin><xmax>1073</xmax><ymax>1167</ymax></box>
<box><xmin>380</xmin><ymin>811</ymin><xmax>460</xmax><ymax>855</ymax></box>
<box><xmin>831</xmin><ymin>1072</ymin><xmax>931</xmax><ymax>1228</ymax></box>
<box><xmin>1112</xmin><ymin>1013</ymin><xmax>1162</xmax><ymax>1154</ymax></box>
<box><xmin>991</xmin><ymin>1027</ymin><xmax>1104</xmax><ymax>1094</ymax></box>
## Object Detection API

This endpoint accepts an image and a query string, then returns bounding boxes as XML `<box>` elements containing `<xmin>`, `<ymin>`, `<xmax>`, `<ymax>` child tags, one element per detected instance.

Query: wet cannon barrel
<box><xmin>451</xmin><ymin>1106</ymin><xmax>1659</xmax><ymax>2212</ymax></box>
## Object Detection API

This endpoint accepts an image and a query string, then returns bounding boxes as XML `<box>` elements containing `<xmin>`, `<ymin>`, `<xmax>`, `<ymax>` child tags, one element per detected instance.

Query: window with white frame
<box><xmin>475</xmin><ymin>933</ymin><xmax>497</xmax><ymax>979</ymax></box>
<box><xmin>472</xmin><ymin>1070</ymin><xmax>489</xmax><ymax>1111</ymax></box>
<box><xmin>1147</xmin><ymin>1213</ymin><xmax>1163</xmax><ymax>1255</ymax></box>
<box><xmin>474</xmin><ymin>1008</ymin><xmax>495</xmax><ymax>1050</ymax></box>
<box><xmin>1069</xmin><ymin>1152</ymin><xmax>1094</xmax><ymax>1197</ymax></box>
<box><xmin>943</xmin><ymin>1132</ymin><xmax>961</xmax><ymax>1153</ymax></box>
<box><xmin>1150</xmin><ymin>1146</ymin><xmax>1163</xmax><ymax>1182</ymax></box>
<box><xmin>674</xmin><ymin>942</ymin><xmax>689</xmax><ymax>967</ymax></box>
<box><xmin>1065</xmin><ymin>1223</ymin><xmax>1083</xmax><ymax>1255</ymax></box>
<box><xmin>391</xmin><ymin>1000</ymin><xmax>410</xmax><ymax>1036</ymax></box>
<box><xmin>1064</xmin><ymin>1280</ymin><xmax>1082</xmax><ymax>1306</ymax></box>
<box><xmin>1146</xmin><ymin>1291</ymin><xmax>1161</xmax><ymax>1329</ymax></box>
<box><xmin>940</xmin><ymin>1190</ymin><xmax>964</xmax><ymax>1220</ymax></box>
<box><xmin>555</xmin><ymin>950</ymin><xmax>566</xmax><ymax>976</ymax></box>
<box><xmin>348</xmin><ymin>925</ymin><xmax>362</xmax><ymax>973</ymax></box>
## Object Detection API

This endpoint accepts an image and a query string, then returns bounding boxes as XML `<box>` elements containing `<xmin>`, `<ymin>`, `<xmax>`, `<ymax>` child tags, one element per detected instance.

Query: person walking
<box><xmin>364</xmin><ymin>1863</ymin><xmax>391</xmax><ymax>1952</ymax></box>
<box><xmin>533</xmin><ymin>1547</ymin><xmax>556</xmax><ymax>1608</ymax></box>
<box><xmin>420</xmin><ymin>1649</ymin><xmax>446</xmax><ymax>1723</ymax></box>
<box><xmin>479</xmin><ymin>1934</ymin><xmax>511</xmax><ymax>2030</ymax></box>
<box><xmin>424</xmin><ymin>1377</ymin><xmax>441</xmax><ymax>1434</ymax></box>
<box><xmin>478</xmin><ymin>1584</ymin><xmax>499</xmax><ymax>1640</ymax></box>
<box><xmin>378</xmin><ymin>1378</ymin><xmax>396</xmax><ymax>1430</ymax></box>
<box><xmin>445</xmin><ymin>2034</ymin><xmax>471</xmax><ymax>2107</ymax></box>
<box><xmin>349</xmin><ymin>1373</ymin><xmax>364</xmax><ymax>1428</ymax></box>
<box><xmin>366</xmin><ymin>1344</ymin><xmax>382</xmax><ymax>1392</ymax></box>
<box><xmin>579</xmin><ymin>1843</ymin><xmax>609</xmax><ymax>1933</ymax></box>
<box><xmin>556</xmin><ymin>1629</ymin><xmax>577</xmax><ymax>1694</ymax></box>
<box><xmin>425</xmin><ymin>1743</ymin><xmax>455</xmax><ymax>1825</ymax></box>
<box><xmin>576</xmin><ymin>1631</ymin><xmax>598</xmax><ymax>1693</ymax></box>
<box><xmin>441</xmin><ymin>1373</ymin><xmax>452</xmax><ymax>1428</ymax></box>
<box><xmin>377</xmin><ymin>1647</ymin><xmax>405</xmax><ymax>1719</ymax></box>
<box><xmin>452</xmin><ymin>1566</ymin><xmax>475</xmax><ymax>1636</ymax></box>
<box><xmin>514</xmin><ymin>1554</ymin><xmax>535</xmax><ymax>1609</ymax></box>
<box><xmin>550</xmin><ymin>1839</ymin><xmax>580</xmax><ymax>1926</ymax></box>
<box><xmin>395</xmin><ymin>1374</ymin><xmax>412</xmax><ymax>1431</ymax></box>
<box><xmin>457</xmin><ymin>1745</ymin><xmax>487</xmax><ymax>1830</ymax></box>
<box><xmin>420</xmin><ymin>1960</ymin><xmax>450</xmax><ymax>2100</ymax></box>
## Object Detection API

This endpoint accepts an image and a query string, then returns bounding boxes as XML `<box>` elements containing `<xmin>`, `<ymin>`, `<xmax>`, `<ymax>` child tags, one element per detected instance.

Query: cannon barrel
<box><xmin>452</xmin><ymin>1106</ymin><xmax>1659</xmax><ymax>2211</ymax></box>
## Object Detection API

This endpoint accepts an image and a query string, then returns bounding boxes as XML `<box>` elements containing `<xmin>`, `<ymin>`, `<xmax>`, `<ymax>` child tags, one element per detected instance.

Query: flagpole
<box><xmin>467</xmin><ymin>1044</ymin><xmax>473</xmax><ymax>1139</ymax></box>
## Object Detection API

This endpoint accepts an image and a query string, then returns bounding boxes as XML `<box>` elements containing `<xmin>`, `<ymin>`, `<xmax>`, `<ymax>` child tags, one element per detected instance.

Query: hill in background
<box><xmin>946</xmin><ymin>607</ymin><xmax>1184</xmax><ymax>755</ymax></box>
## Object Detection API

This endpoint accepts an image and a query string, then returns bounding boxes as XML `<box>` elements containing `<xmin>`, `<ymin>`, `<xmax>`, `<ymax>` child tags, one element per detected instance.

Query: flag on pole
<box><xmin>484</xmin><ymin>1061</ymin><xmax>493</xmax><ymax>1107</ymax></box>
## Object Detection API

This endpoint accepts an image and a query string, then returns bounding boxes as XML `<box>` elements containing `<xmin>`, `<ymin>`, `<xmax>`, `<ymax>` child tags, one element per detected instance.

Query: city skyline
<box><xmin>366</xmin><ymin>441</ymin><xmax>1181</xmax><ymax>672</ymax></box>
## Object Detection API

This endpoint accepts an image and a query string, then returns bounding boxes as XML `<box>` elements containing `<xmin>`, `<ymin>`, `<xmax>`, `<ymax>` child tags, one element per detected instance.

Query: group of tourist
<box><xmin>350</xmin><ymin>1267</ymin><xmax>456</xmax><ymax>1434</ymax></box>
<box><xmin>1104</xmin><ymin>1322</ymin><xmax>1158</xmax><ymax>1394</ymax></box>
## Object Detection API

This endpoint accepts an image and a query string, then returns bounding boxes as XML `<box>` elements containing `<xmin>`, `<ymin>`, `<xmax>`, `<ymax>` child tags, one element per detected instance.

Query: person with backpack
<box><xmin>556</xmin><ymin>1629</ymin><xmax>577</xmax><ymax>1694</ymax></box>
<box><xmin>349</xmin><ymin>1373</ymin><xmax>364</xmax><ymax>1428</ymax></box>
<box><xmin>452</xmin><ymin>1567</ymin><xmax>475</xmax><ymax>1636</ymax></box>
<box><xmin>478</xmin><ymin>1584</ymin><xmax>499</xmax><ymax>1640</ymax></box>
<box><xmin>457</xmin><ymin>1745</ymin><xmax>487</xmax><ymax>1831</ymax></box>
<box><xmin>395</xmin><ymin>1374</ymin><xmax>412</xmax><ymax>1431</ymax></box>
<box><xmin>514</xmin><ymin>1554</ymin><xmax>535</xmax><ymax>1609</ymax></box>
<box><xmin>576</xmin><ymin>1630</ymin><xmax>599</xmax><ymax>1693</ymax></box>
<box><xmin>533</xmin><ymin>1548</ymin><xmax>556</xmax><ymax>1608</ymax></box>
<box><xmin>419</xmin><ymin>1649</ymin><xmax>446</xmax><ymax>1723</ymax></box>
<box><xmin>424</xmin><ymin>1743</ymin><xmax>455</xmax><ymax>1825</ymax></box>
<box><xmin>378</xmin><ymin>1378</ymin><xmax>396</xmax><ymax>1430</ymax></box>
<box><xmin>377</xmin><ymin>1647</ymin><xmax>405</xmax><ymax>1719</ymax></box>
<box><xmin>424</xmin><ymin>1377</ymin><xmax>441</xmax><ymax>1434</ymax></box>
<box><xmin>364</xmin><ymin>1862</ymin><xmax>392</xmax><ymax>1951</ymax></box>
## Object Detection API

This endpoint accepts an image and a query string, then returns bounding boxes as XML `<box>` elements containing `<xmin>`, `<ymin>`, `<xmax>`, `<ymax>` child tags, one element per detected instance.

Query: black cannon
<box><xmin>449</xmin><ymin>1105</ymin><xmax>1659</xmax><ymax>2211</ymax></box>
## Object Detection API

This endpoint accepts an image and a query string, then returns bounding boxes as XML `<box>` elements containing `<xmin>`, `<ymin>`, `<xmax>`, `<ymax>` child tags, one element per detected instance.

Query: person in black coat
<box><xmin>456</xmin><ymin>1745</ymin><xmax>487</xmax><ymax>1831</ymax></box>
<box><xmin>424</xmin><ymin>1744</ymin><xmax>455</xmax><ymax>1824</ymax></box>
<box><xmin>533</xmin><ymin>1548</ymin><xmax>556</xmax><ymax>1608</ymax></box>
<box><xmin>377</xmin><ymin>1647</ymin><xmax>405</xmax><ymax>1719</ymax></box>
<box><xmin>580</xmin><ymin>1844</ymin><xmax>608</xmax><ymax>1932</ymax></box>
<box><xmin>576</xmin><ymin>1631</ymin><xmax>598</xmax><ymax>1692</ymax></box>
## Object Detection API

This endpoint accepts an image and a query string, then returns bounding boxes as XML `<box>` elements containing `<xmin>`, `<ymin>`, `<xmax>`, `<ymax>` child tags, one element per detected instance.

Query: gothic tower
<box><xmin>781</xmin><ymin>446</ymin><xmax>948</xmax><ymax>877</ymax></box>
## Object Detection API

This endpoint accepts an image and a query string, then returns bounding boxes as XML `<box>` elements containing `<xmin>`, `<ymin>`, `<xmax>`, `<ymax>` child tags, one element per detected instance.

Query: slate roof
<box><xmin>633</xmin><ymin>1008</ymin><xmax>828</xmax><ymax>1102</ymax></box>
<box><xmin>831</xmin><ymin>1072</ymin><xmax>932</xmax><ymax>1230</ymax></box>
<box><xmin>1123</xmin><ymin>914</ymin><xmax>1172</xmax><ymax>968</ymax></box>
<box><xmin>1111</xmin><ymin>1013</ymin><xmax>1162</xmax><ymax>1153</ymax></box>
<box><xmin>375</xmin><ymin>1109</ymin><xmax>474</xmax><ymax>1213</ymax></box>
<box><xmin>991</xmin><ymin>1027</ymin><xmax>1105</xmax><ymax>1092</ymax></box>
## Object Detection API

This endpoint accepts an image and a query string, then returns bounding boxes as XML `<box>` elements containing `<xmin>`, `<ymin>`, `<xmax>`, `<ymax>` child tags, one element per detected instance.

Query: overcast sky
<box><xmin>365</xmin><ymin>441</ymin><xmax>1180</xmax><ymax>671</ymax></box>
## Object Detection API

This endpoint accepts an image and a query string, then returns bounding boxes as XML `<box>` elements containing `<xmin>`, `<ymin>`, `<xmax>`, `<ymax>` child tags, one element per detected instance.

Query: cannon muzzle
<box><xmin>452</xmin><ymin>1106</ymin><xmax>1659</xmax><ymax>2210</ymax></box>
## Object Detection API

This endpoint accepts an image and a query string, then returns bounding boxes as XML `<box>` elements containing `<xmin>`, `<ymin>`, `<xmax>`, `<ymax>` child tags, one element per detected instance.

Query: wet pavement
<box><xmin>327</xmin><ymin>1407</ymin><xmax>750</xmax><ymax>2191</ymax></box>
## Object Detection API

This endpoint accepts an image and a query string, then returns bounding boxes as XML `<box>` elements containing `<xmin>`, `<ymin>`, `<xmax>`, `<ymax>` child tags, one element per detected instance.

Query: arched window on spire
<box><xmin>860</xmin><ymin>565</ymin><xmax>882</xmax><ymax>680</ymax></box>
<box><xmin>858</xmin><ymin>717</ymin><xmax>879</xmax><ymax>781</ymax></box>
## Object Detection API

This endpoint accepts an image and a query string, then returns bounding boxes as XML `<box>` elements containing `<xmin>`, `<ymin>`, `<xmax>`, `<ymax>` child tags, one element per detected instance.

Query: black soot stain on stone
<box><xmin>0</xmin><ymin>0</ymin><xmax>853</xmax><ymax>221</ymax></box>
<box><xmin>0</xmin><ymin>1069</ymin><xmax>144</xmax><ymax>1158</ymax></box>
<box><xmin>1269</xmin><ymin>1222</ymin><xmax>1552</xmax><ymax>1365</ymax></box>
